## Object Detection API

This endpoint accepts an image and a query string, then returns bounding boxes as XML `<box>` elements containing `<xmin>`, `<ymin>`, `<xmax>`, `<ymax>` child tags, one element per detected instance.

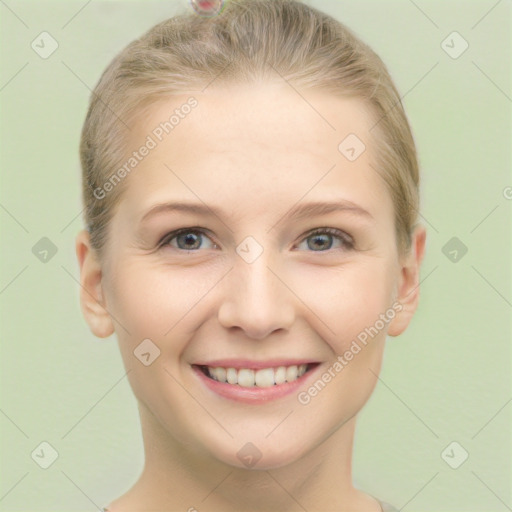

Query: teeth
<box><xmin>206</xmin><ymin>364</ymin><xmax>308</xmax><ymax>388</ymax></box>
<box><xmin>286</xmin><ymin>365</ymin><xmax>298</xmax><ymax>382</ymax></box>
<box><xmin>226</xmin><ymin>367</ymin><xmax>238</xmax><ymax>385</ymax></box>
<box><xmin>237</xmin><ymin>369</ymin><xmax>255</xmax><ymax>387</ymax></box>
<box><xmin>255</xmin><ymin>368</ymin><xmax>275</xmax><ymax>387</ymax></box>
<box><xmin>274</xmin><ymin>366</ymin><xmax>287</xmax><ymax>385</ymax></box>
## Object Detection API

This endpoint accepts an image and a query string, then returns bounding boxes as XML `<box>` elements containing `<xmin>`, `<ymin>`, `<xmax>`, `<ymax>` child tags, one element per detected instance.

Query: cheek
<box><xmin>106</xmin><ymin>260</ymin><xmax>220</xmax><ymax>340</ymax></box>
<box><xmin>104</xmin><ymin>262</ymin><xmax>216</xmax><ymax>417</ymax></box>
<box><xmin>291</xmin><ymin>258</ymin><xmax>398</xmax><ymax>353</ymax></box>
<box><xmin>291</xmin><ymin>262</ymin><xmax>396</xmax><ymax>420</ymax></box>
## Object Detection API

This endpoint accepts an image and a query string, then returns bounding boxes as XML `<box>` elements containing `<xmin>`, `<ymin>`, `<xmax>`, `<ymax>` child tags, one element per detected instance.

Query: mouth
<box><xmin>195</xmin><ymin>363</ymin><xmax>317</xmax><ymax>387</ymax></box>
<box><xmin>191</xmin><ymin>361</ymin><xmax>321</xmax><ymax>403</ymax></box>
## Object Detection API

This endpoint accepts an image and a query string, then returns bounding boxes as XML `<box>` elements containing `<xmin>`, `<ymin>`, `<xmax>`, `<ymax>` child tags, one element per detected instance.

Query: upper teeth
<box><xmin>206</xmin><ymin>364</ymin><xmax>308</xmax><ymax>387</ymax></box>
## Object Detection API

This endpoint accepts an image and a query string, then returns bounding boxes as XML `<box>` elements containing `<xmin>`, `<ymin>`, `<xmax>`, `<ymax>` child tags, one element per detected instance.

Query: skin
<box><xmin>76</xmin><ymin>82</ymin><xmax>425</xmax><ymax>512</ymax></box>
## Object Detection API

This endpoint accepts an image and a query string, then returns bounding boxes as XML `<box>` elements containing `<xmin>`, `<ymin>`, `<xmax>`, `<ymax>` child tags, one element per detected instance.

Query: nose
<box><xmin>217</xmin><ymin>253</ymin><xmax>296</xmax><ymax>340</ymax></box>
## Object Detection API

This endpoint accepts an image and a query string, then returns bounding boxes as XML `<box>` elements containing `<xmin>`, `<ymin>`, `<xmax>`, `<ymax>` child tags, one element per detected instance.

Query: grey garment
<box><xmin>380</xmin><ymin>500</ymin><xmax>400</xmax><ymax>512</ymax></box>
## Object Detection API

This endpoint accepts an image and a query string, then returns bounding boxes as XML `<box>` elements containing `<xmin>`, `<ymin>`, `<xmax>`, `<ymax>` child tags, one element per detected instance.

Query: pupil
<box><xmin>310</xmin><ymin>234</ymin><xmax>331</xmax><ymax>251</ymax></box>
<box><xmin>180</xmin><ymin>233</ymin><xmax>199</xmax><ymax>249</ymax></box>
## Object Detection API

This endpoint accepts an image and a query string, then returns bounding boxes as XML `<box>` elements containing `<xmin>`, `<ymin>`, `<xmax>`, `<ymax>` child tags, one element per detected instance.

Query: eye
<box><xmin>158</xmin><ymin>227</ymin><xmax>354</xmax><ymax>253</ymax></box>
<box><xmin>295</xmin><ymin>228</ymin><xmax>354</xmax><ymax>252</ymax></box>
<box><xmin>160</xmin><ymin>228</ymin><xmax>217</xmax><ymax>251</ymax></box>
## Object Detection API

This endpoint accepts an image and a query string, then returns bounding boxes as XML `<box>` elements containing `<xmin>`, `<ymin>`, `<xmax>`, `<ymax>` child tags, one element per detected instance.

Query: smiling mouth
<box><xmin>194</xmin><ymin>363</ymin><xmax>319</xmax><ymax>388</ymax></box>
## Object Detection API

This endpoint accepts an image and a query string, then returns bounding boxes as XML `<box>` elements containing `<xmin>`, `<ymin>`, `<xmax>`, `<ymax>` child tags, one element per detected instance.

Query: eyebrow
<box><xmin>139</xmin><ymin>199</ymin><xmax>374</xmax><ymax>225</ymax></box>
<box><xmin>278</xmin><ymin>200</ymin><xmax>373</xmax><ymax>223</ymax></box>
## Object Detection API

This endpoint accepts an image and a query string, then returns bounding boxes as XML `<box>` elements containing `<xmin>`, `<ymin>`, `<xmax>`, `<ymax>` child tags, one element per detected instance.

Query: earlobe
<box><xmin>75</xmin><ymin>230</ymin><xmax>115</xmax><ymax>338</ymax></box>
<box><xmin>387</xmin><ymin>225</ymin><xmax>426</xmax><ymax>337</ymax></box>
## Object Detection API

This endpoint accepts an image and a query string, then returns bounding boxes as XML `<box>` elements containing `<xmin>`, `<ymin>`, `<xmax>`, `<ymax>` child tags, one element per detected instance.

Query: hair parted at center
<box><xmin>80</xmin><ymin>0</ymin><xmax>420</xmax><ymax>258</ymax></box>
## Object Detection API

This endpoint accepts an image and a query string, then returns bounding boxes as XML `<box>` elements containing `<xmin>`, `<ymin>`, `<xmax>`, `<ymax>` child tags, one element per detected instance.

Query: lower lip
<box><xmin>192</xmin><ymin>364</ymin><xmax>320</xmax><ymax>404</ymax></box>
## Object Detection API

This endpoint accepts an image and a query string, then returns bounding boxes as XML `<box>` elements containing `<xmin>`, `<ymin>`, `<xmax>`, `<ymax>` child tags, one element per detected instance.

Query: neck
<box><xmin>109</xmin><ymin>402</ymin><xmax>379</xmax><ymax>512</ymax></box>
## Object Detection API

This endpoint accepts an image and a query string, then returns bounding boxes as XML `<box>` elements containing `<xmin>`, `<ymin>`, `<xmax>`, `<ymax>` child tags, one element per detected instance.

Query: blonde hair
<box><xmin>80</xmin><ymin>0</ymin><xmax>419</xmax><ymax>257</ymax></box>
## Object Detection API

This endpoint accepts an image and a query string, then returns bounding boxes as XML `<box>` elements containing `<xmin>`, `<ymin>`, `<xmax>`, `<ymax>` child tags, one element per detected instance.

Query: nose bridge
<box><xmin>217</xmin><ymin>245</ymin><xmax>295</xmax><ymax>338</ymax></box>
<box><xmin>238</xmin><ymin>251</ymin><xmax>280</xmax><ymax>300</ymax></box>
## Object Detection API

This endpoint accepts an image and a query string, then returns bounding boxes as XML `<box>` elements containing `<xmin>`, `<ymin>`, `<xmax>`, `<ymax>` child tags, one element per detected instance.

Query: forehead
<box><xmin>141</xmin><ymin>83</ymin><xmax>373</xmax><ymax>160</ymax></box>
<box><xmin>117</xmin><ymin>83</ymin><xmax>391</xmax><ymax>221</ymax></box>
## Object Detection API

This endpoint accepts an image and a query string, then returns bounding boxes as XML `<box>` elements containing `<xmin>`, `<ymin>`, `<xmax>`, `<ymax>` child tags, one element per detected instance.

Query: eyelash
<box><xmin>158</xmin><ymin>227</ymin><xmax>354</xmax><ymax>253</ymax></box>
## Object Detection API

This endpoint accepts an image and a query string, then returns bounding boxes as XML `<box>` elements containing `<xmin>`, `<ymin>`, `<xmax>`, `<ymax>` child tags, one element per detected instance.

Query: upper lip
<box><xmin>192</xmin><ymin>359</ymin><xmax>318</xmax><ymax>370</ymax></box>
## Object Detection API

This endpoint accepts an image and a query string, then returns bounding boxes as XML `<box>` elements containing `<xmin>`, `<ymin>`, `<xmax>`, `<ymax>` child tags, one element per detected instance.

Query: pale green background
<box><xmin>1</xmin><ymin>1</ymin><xmax>511</xmax><ymax>511</ymax></box>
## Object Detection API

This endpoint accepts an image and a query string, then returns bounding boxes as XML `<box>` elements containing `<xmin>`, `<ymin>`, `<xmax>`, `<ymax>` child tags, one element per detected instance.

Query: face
<box><xmin>77</xmin><ymin>82</ymin><xmax>424</xmax><ymax>470</ymax></box>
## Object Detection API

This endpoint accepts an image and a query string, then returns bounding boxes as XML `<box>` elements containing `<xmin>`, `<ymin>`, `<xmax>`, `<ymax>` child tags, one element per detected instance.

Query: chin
<box><xmin>207</xmin><ymin>437</ymin><xmax>312</xmax><ymax>471</ymax></box>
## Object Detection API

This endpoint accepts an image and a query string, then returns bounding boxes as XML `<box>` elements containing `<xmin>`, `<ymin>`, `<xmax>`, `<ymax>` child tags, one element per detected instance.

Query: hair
<box><xmin>80</xmin><ymin>0</ymin><xmax>420</xmax><ymax>258</ymax></box>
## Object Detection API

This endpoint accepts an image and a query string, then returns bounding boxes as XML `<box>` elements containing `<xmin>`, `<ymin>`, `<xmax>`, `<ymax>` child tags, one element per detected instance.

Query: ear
<box><xmin>388</xmin><ymin>225</ymin><xmax>427</xmax><ymax>337</ymax></box>
<box><xmin>75</xmin><ymin>229</ymin><xmax>115</xmax><ymax>338</ymax></box>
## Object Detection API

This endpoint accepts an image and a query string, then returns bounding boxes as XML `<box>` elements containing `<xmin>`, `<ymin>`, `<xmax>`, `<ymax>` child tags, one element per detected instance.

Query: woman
<box><xmin>76</xmin><ymin>1</ymin><xmax>426</xmax><ymax>510</ymax></box>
